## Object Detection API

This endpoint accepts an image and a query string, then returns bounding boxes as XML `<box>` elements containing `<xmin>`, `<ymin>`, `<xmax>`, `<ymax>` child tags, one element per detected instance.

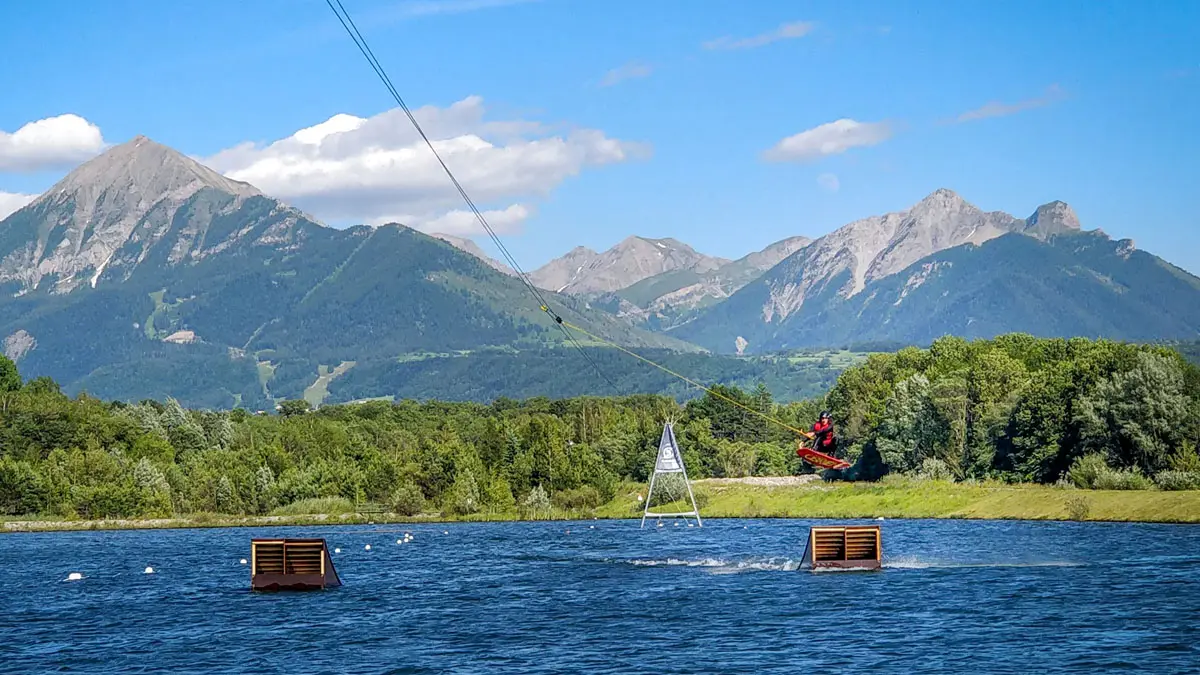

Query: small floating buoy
<box><xmin>144</xmin><ymin>567</ymin><xmax>155</xmax><ymax>574</ymax></box>
<box><xmin>239</xmin><ymin>559</ymin><xmax>247</xmax><ymax>565</ymax></box>
<box><xmin>364</xmin><ymin>544</ymin><xmax>371</xmax><ymax>551</ymax></box>
<box><xmin>397</xmin><ymin>539</ymin><xmax>403</xmax><ymax>545</ymax></box>
<box><xmin>66</xmin><ymin>572</ymin><xmax>83</xmax><ymax>581</ymax></box>
<box><xmin>674</xmin><ymin>522</ymin><xmax>679</xmax><ymax>527</ymax></box>
<box><xmin>876</xmin><ymin>517</ymin><xmax>885</xmax><ymax>521</ymax></box>
<box><xmin>589</xmin><ymin>525</ymin><xmax>594</xmax><ymax>529</ymax></box>
<box><xmin>334</xmin><ymin>548</ymin><xmax>341</xmax><ymax>553</ymax></box>
<box><xmin>443</xmin><ymin>531</ymin><xmax>448</xmax><ymax>535</ymax></box>
<box><xmin>687</xmin><ymin>523</ymin><xmax>695</xmax><ymax>528</ymax></box>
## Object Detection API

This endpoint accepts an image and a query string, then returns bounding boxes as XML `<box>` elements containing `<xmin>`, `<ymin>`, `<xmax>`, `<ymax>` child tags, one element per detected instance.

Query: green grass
<box><xmin>269</xmin><ymin>496</ymin><xmax>357</xmax><ymax>516</ymax></box>
<box><xmin>301</xmin><ymin>360</ymin><xmax>356</xmax><ymax>407</ymax></box>
<box><xmin>142</xmin><ymin>289</ymin><xmax>190</xmax><ymax>340</ymax></box>
<box><xmin>617</xmin><ymin>269</ymin><xmax>703</xmax><ymax>307</ymax></box>
<box><xmin>595</xmin><ymin>478</ymin><xmax>1200</xmax><ymax>523</ymax></box>
<box><xmin>8</xmin><ymin>480</ymin><xmax>1199</xmax><ymax>533</ymax></box>
<box><xmin>783</xmin><ymin>349</ymin><xmax>872</xmax><ymax>368</ymax></box>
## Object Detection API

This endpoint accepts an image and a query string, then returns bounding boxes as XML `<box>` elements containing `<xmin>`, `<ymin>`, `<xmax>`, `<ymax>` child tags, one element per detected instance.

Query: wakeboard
<box><xmin>796</xmin><ymin>443</ymin><xmax>851</xmax><ymax>470</ymax></box>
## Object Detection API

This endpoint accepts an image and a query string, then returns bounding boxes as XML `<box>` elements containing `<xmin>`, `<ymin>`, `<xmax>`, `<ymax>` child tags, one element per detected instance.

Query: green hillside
<box><xmin>0</xmin><ymin>195</ymin><xmax>688</xmax><ymax>407</ymax></box>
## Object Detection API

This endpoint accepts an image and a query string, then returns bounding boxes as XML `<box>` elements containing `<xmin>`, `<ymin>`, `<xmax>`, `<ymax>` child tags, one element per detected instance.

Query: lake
<box><xmin>1</xmin><ymin>518</ymin><xmax>1198</xmax><ymax>674</ymax></box>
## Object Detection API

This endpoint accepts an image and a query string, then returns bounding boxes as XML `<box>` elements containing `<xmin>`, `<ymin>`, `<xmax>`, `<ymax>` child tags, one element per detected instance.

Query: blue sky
<box><xmin>1</xmin><ymin>0</ymin><xmax>1198</xmax><ymax>272</ymax></box>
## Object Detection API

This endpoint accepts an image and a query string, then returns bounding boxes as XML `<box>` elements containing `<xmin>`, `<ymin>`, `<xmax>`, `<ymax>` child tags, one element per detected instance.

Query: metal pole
<box><xmin>676</xmin><ymin>437</ymin><xmax>700</xmax><ymax>526</ymax></box>
<box><xmin>641</xmin><ymin>469</ymin><xmax>658</xmax><ymax>529</ymax></box>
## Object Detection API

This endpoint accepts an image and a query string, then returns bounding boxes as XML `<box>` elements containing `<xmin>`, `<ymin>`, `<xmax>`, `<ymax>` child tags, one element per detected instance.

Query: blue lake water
<box><xmin>1</xmin><ymin>518</ymin><xmax>1198</xmax><ymax>674</ymax></box>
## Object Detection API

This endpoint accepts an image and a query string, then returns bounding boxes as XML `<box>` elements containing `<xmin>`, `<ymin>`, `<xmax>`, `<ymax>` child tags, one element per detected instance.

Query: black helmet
<box><xmin>819</xmin><ymin>410</ymin><xmax>831</xmax><ymax>420</ymax></box>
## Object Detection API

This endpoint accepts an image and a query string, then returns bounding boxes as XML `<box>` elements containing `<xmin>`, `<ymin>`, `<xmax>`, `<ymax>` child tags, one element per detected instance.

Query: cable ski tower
<box><xmin>641</xmin><ymin>421</ymin><xmax>702</xmax><ymax>528</ymax></box>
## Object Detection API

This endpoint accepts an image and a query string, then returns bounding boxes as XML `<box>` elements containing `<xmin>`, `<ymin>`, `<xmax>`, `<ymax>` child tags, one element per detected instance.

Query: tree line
<box><xmin>1</xmin><ymin>334</ymin><xmax>1198</xmax><ymax>519</ymax></box>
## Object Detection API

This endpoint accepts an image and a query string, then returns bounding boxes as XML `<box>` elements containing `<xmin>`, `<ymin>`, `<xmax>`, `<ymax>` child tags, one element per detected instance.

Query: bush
<box><xmin>1092</xmin><ymin>468</ymin><xmax>1153</xmax><ymax>491</ymax></box>
<box><xmin>1065</xmin><ymin>495</ymin><xmax>1090</xmax><ymax>521</ymax></box>
<box><xmin>1154</xmin><ymin>471</ymin><xmax>1200</xmax><ymax>491</ymax></box>
<box><xmin>552</xmin><ymin>486</ymin><xmax>601</xmax><ymax>511</ymax></box>
<box><xmin>1168</xmin><ymin>449</ymin><xmax>1200</xmax><ymax>473</ymax></box>
<box><xmin>270</xmin><ymin>496</ymin><xmax>356</xmax><ymax>516</ymax></box>
<box><xmin>391</xmin><ymin>482</ymin><xmax>426</xmax><ymax>516</ymax></box>
<box><xmin>520</xmin><ymin>485</ymin><xmax>551</xmax><ymax>519</ymax></box>
<box><xmin>1069</xmin><ymin>454</ymin><xmax>1110</xmax><ymax>489</ymax></box>
<box><xmin>917</xmin><ymin>458</ymin><xmax>955</xmax><ymax>481</ymax></box>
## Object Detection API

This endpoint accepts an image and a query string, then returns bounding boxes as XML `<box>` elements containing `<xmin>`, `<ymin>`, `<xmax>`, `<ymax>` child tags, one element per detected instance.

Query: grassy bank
<box><xmin>5</xmin><ymin>478</ymin><xmax>1199</xmax><ymax>533</ymax></box>
<box><xmin>608</xmin><ymin>477</ymin><xmax>1200</xmax><ymax>524</ymax></box>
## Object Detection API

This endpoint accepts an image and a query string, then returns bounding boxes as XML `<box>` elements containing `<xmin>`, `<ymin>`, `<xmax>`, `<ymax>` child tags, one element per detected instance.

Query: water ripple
<box><xmin>1</xmin><ymin>519</ymin><xmax>1198</xmax><ymax>674</ymax></box>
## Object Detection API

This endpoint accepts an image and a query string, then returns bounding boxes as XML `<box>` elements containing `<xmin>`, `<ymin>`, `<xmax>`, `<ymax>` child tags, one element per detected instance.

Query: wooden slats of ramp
<box><xmin>801</xmin><ymin>525</ymin><xmax>881</xmax><ymax>571</ymax></box>
<box><xmin>251</xmin><ymin>538</ymin><xmax>341</xmax><ymax>590</ymax></box>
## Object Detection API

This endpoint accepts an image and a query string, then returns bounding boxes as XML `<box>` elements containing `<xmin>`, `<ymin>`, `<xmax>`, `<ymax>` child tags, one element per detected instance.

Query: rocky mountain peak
<box><xmin>1024</xmin><ymin>200</ymin><xmax>1081</xmax><ymax>238</ymax></box>
<box><xmin>49</xmin><ymin>135</ymin><xmax>260</xmax><ymax>205</ymax></box>
<box><xmin>430</xmin><ymin>232</ymin><xmax>514</xmax><ymax>275</ymax></box>
<box><xmin>0</xmin><ymin>136</ymin><xmax>281</xmax><ymax>294</ymax></box>
<box><xmin>531</xmin><ymin>236</ymin><xmax>728</xmax><ymax>295</ymax></box>
<box><xmin>912</xmin><ymin>188</ymin><xmax>969</xmax><ymax>212</ymax></box>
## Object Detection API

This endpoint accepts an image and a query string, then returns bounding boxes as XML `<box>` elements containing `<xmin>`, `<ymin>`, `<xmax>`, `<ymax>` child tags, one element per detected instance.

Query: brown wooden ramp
<box><xmin>800</xmin><ymin>525</ymin><xmax>881</xmax><ymax>571</ymax></box>
<box><xmin>251</xmin><ymin>538</ymin><xmax>342</xmax><ymax>590</ymax></box>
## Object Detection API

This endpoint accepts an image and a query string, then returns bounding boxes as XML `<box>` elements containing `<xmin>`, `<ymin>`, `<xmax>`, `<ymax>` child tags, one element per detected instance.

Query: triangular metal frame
<box><xmin>641</xmin><ymin>421</ymin><xmax>703</xmax><ymax>528</ymax></box>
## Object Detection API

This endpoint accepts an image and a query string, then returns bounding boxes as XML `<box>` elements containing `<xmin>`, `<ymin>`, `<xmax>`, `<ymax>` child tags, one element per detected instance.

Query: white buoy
<box><xmin>334</xmin><ymin>548</ymin><xmax>341</xmax><ymax>553</ymax></box>
<box><xmin>589</xmin><ymin>525</ymin><xmax>595</xmax><ymax>529</ymax></box>
<box><xmin>66</xmin><ymin>572</ymin><xmax>83</xmax><ymax>581</ymax></box>
<box><xmin>239</xmin><ymin>559</ymin><xmax>247</xmax><ymax>565</ymax></box>
<box><xmin>397</xmin><ymin>539</ymin><xmax>403</xmax><ymax>545</ymax></box>
<box><xmin>364</xmin><ymin>544</ymin><xmax>371</xmax><ymax>551</ymax></box>
<box><xmin>144</xmin><ymin>567</ymin><xmax>155</xmax><ymax>574</ymax></box>
<box><xmin>674</xmin><ymin>522</ymin><xmax>679</xmax><ymax>527</ymax></box>
<box><xmin>687</xmin><ymin>523</ymin><xmax>695</xmax><ymax>528</ymax></box>
<box><xmin>876</xmin><ymin>517</ymin><xmax>885</xmax><ymax>521</ymax></box>
<box><xmin>443</xmin><ymin>531</ymin><xmax>448</xmax><ymax>535</ymax></box>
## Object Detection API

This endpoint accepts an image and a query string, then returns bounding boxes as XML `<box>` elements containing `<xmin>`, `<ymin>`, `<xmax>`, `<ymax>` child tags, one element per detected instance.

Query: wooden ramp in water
<box><xmin>251</xmin><ymin>538</ymin><xmax>342</xmax><ymax>591</ymax></box>
<box><xmin>800</xmin><ymin>525</ymin><xmax>882</xmax><ymax>571</ymax></box>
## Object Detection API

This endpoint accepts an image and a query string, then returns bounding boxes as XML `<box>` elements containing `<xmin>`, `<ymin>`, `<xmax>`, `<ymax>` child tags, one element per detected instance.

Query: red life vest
<box><xmin>812</xmin><ymin>420</ymin><xmax>834</xmax><ymax>447</ymax></box>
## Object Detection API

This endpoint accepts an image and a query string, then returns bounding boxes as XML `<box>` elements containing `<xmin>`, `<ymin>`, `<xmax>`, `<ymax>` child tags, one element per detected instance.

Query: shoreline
<box><xmin>5</xmin><ymin>479</ymin><xmax>1199</xmax><ymax>533</ymax></box>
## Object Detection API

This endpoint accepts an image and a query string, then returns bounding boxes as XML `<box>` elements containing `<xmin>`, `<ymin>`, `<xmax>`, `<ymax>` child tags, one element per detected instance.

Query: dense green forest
<box><xmin>1</xmin><ymin>334</ymin><xmax>1198</xmax><ymax>520</ymax></box>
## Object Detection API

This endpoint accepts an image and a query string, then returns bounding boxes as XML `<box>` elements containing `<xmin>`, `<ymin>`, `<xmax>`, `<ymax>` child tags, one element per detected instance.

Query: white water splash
<box><xmin>625</xmin><ymin>557</ymin><xmax>802</xmax><ymax>573</ymax></box>
<box><xmin>884</xmin><ymin>556</ymin><xmax>1085</xmax><ymax>570</ymax></box>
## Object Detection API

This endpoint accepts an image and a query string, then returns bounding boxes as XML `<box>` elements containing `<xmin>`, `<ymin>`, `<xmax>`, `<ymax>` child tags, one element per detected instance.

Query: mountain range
<box><xmin>1</xmin><ymin>136</ymin><xmax>1198</xmax><ymax>407</ymax></box>
<box><xmin>0</xmin><ymin>137</ymin><xmax>688</xmax><ymax>408</ymax></box>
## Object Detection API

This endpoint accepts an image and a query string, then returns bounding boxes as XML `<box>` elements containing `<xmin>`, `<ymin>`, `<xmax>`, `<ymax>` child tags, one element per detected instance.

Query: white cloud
<box><xmin>205</xmin><ymin>96</ymin><xmax>646</xmax><ymax>232</ymax></box>
<box><xmin>0</xmin><ymin>191</ymin><xmax>38</xmax><ymax>220</ymax></box>
<box><xmin>955</xmin><ymin>84</ymin><xmax>1065</xmax><ymax>123</ymax></box>
<box><xmin>704</xmin><ymin>21</ymin><xmax>814</xmax><ymax>51</ymax></box>
<box><xmin>599</xmin><ymin>62</ymin><xmax>653</xmax><ymax>87</ymax></box>
<box><xmin>817</xmin><ymin>173</ymin><xmax>840</xmax><ymax>192</ymax></box>
<box><xmin>764</xmin><ymin>119</ymin><xmax>892</xmax><ymax>162</ymax></box>
<box><xmin>369</xmin><ymin>203</ymin><xmax>531</xmax><ymax>236</ymax></box>
<box><xmin>0</xmin><ymin>114</ymin><xmax>106</xmax><ymax>173</ymax></box>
